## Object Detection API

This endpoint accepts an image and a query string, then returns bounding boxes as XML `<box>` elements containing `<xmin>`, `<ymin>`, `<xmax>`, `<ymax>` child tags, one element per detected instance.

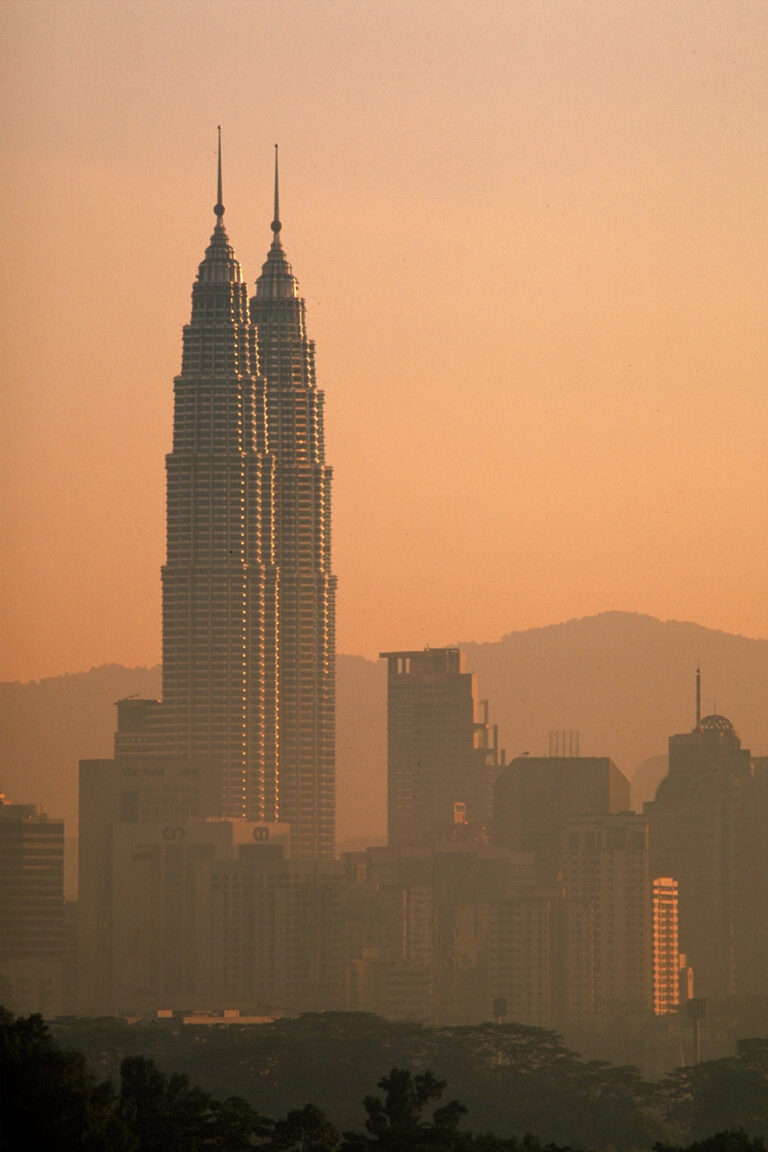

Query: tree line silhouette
<box><xmin>2</xmin><ymin>1009</ymin><xmax>767</xmax><ymax>1150</ymax></box>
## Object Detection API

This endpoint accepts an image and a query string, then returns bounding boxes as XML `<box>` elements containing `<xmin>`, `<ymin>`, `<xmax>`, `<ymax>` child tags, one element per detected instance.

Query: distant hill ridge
<box><xmin>459</xmin><ymin>611</ymin><xmax>767</xmax><ymax>767</ymax></box>
<box><xmin>2</xmin><ymin>613</ymin><xmax>766</xmax><ymax>890</ymax></box>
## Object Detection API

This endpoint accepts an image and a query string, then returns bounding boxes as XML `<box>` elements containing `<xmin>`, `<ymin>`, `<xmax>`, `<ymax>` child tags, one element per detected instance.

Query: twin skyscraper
<box><xmin>130</xmin><ymin>138</ymin><xmax>335</xmax><ymax>858</ymax></box>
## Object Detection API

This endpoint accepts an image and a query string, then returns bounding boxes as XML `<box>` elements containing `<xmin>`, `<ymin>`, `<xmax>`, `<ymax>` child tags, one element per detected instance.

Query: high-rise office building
<box><xmin>380</xmin><ymin>648</ymin><xmax>504</xmax><ymax>848</ymax></box>
<box><xmin>250</xmin><ymin>151</ymin><xmax>336</xmax><ymax>859</ymax></box>
<box><xmin>746</xmin><ymin>756</ymin><xmax>768</xmax><ymax>996</ymax></box>
<box><xmin>494</xmin><ymin>755</ymin><xmax>630</xmax><ymax>885</ymax></box>
<box><xmin>159</xmin><ymin>140</ymin><xmax>334</xmax><ymax>854</ymax></box>
<box><xmin>0</xmin><ymin>795</ymin><xmax>65</xmax><ymax>1016</ymax></box>
<box><xmin>340</xmin><ymin>843</ymin><xmax>534</xmax><ymax>1025</ymax></box>
<box><xmin>487</xmin><ymin>888</ymin><xmax>562</xmax><ymax>1029</ymax></box>
<box><xmin>562</xmin><ymin>813</ymin><xmax>652</xmax><ymax>1015</ymax></box>
<box><xmin>652</xmin><ymin>876</ymin><xmax>679</xmax><ymax>1016</ymax></box>
<box><xmin>161</xmin><ymin>143</ymin><xmax>277</xmax><ymax>824</ymax></box>
<box><xmin>645</xmin><ymin>680</ymin><xmax>757</xmax><ymax>999</ymax></box>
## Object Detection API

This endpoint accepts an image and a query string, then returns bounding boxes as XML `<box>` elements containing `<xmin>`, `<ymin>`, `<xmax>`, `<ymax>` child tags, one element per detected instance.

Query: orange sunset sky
<box><xmin>1</xmin><ymin>0</ymin><xmax>766</xmax><ymax>684</ymax></box>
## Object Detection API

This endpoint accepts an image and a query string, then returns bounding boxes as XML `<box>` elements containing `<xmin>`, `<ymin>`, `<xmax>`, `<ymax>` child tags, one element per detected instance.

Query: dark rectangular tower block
<box><xmin>380</xmin><ymin>648</ymin><xmax>503</xmax><ymax>848</ymax></box>
<box><xmin>494</xmin><ymin>755</ymin><xmax>630</xmax><ymax>884</ymax></box>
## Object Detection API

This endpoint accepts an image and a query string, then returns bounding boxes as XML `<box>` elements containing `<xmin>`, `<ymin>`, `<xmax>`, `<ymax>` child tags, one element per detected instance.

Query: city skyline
<box><xmin>2</xmin><ymin>0</ymin><xmax>767</xmax><ymax>684</ymax></box>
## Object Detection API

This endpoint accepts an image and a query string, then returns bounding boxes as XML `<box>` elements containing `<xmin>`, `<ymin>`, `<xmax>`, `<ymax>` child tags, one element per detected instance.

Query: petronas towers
<box><xmin>161</xmin><ymin>140</ymin><xmax>335</xmax><ymax>858</ymax></box>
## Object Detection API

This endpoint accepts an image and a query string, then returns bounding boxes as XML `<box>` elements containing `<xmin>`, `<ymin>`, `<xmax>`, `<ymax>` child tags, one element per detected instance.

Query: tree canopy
<box><xmin>5</xmin><ymin>1010</ymin><xmax>767</xmax><ymax>1151</ymax></box>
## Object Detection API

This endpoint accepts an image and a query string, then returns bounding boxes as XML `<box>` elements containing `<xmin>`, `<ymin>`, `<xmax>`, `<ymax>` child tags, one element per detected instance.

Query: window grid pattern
<box><xmin>251</xmin><ymin>233</ymin><xmax>335</xmax><ymax>860</ymax></box>
<box><xmin>162</xmin><ymin>218</ymin><xmax>279</xmax><ymax>822</ymax></box>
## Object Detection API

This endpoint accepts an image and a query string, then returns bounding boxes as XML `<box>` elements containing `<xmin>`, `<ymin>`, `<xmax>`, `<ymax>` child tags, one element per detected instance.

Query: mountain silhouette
<box><xmin>459</xmin><ymin>611</ymin><xmax>767</xmax><ymax>772</ymax></box>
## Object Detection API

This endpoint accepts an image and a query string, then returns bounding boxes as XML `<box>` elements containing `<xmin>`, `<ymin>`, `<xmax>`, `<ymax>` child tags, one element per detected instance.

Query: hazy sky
<box><xmin>1</xmin><ymin>0</ymin><xmax>766</xmax><ymax>683</ymax></box>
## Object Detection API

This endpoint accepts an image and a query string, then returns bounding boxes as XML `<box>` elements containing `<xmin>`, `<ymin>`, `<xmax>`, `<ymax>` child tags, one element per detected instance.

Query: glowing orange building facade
<box><xmin>652</xmin><ymin>876</ymin><xmax>679</xmax><ymax>1016</ymax></box>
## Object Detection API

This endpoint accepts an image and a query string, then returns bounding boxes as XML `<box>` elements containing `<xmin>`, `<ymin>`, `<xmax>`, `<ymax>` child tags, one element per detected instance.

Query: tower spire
<box><xmin>257</xmin><ymin>145</ymin><xmax>297</xmax><ymax>299</ymax></box>
<box><xmin>214</xmin><ymin>125</ymin><xmax>225</xmax><ymax>226</ymax></box>
<box><xmin>271</xmin><ymin>143</ymin><xmax>281</xmax><ymax>237</ymax></box>
<box><xmin>198</xmin><ymin>126</ymin><xmax>241</xmax><ymax>286</ymax></box>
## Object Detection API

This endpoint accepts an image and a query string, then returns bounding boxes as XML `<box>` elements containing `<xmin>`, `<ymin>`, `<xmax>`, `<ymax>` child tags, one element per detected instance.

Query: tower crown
<box><xmin>255</xmin><ymin>145</ymin><xmax>299</xmax><ymax>299</ymax></box>
<box><xmin>198</xmin><ymin>128</ymin><xmax>243</xmax><ymax>285</ymax></box>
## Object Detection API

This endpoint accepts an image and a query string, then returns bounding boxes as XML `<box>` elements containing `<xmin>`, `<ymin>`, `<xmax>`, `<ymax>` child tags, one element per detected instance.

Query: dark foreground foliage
<box><xmin>655</xmin><ymin>1130</ymin><xmax>767</xmax><ymax>1152</ymax></box>
<box><xmin>50</xmin><ymin>1011</ymin><xmax>666</xmax><ymax>1147</ymax></box>
<box><xmin>0</xmin><ymin>1007</ymin><xmax>133</xmax><ymax>1151</ymax></box>
<box><xmin>1</xmin><ymin>1008</ymin><xmax>265</xmax><ymax>1151</ymax></box>
<box><xmin>0</xmin><ymin>1014</ymin><xmax>580</xmax><ymax>1152</ymax></box>
<box><xmin>51</xmin><ymin>1011</ymin><xmax>768</xmax><ymax>1147</ymax></box>
<box><xmin>4</xmin><ymin>1010</ymin><xmax>768</xmax><ymax>1151</ymax></box>
<box><xmin>659</xmin><ymin>1040</ymin><xmax>768</xmax><ymax>1141</ymax></box>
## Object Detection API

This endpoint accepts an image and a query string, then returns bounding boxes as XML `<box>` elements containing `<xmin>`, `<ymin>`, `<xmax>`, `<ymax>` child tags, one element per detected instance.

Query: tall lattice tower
<box><xmin>251</xmin><ymin>147</ymin><xmax>336</xmax><ymax>859</ymax></box>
